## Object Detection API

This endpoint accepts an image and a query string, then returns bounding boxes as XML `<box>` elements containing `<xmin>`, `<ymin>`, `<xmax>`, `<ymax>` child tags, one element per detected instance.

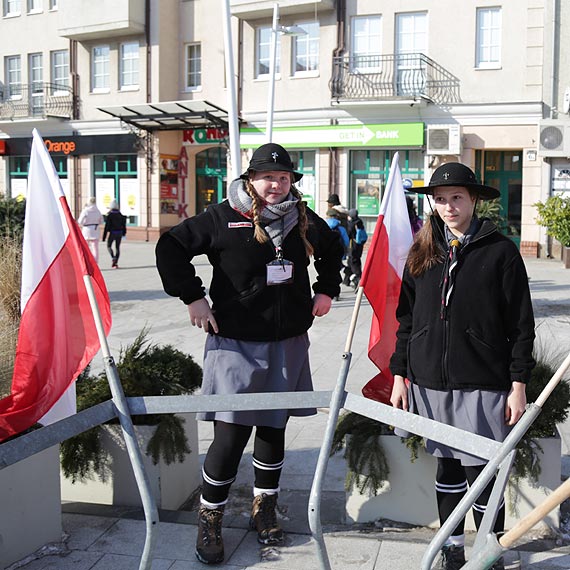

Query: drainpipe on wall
<box><xmin>328</xmin><ymin>0</ymin><xmax>346</xmax><ymax>204</ymax></box>
<box><xmin>145</xmin><ymin>0</ymin><xmax>152</xmax><ymax>241</ymax></box>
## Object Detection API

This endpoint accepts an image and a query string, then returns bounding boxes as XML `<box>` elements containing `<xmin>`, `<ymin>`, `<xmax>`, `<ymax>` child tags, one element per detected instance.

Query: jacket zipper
<box><xmin>442</xmin><ymin>317</ymin><xmax>449</xmax><ymax>388</ymax></box>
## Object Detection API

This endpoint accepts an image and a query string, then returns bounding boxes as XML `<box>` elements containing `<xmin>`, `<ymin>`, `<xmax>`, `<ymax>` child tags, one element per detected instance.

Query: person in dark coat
<box><xmin>156</xmin><ymin>143</ymin><xmax>343</xmax><ymax>565</ymax></box>
<box><xmin>389</xmin><ymin>163</ymin><xmax>535</xmax><ymax>570</ymax></box>
<box><xmin>102</xmin><ymin>200</ymin><xmax>127</xmax><ymax>268</ymax></box>
<box><xmin>342</xmin><ymin>208</ymin><xmax>366</xmax><ymax>289</ymax></box>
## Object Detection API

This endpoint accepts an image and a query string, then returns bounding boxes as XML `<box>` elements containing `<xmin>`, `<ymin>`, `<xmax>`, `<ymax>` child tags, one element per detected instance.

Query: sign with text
<box><xmin>241</xmin><ymin>123</ymin><xmax>424</xmax><ymax>149</ymax></box>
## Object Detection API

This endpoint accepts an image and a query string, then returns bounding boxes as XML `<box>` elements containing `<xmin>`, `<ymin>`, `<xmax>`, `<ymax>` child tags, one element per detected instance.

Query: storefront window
<box><xmin>288</xmin><ymin>150</ymin><xmax>316</xmax><ymax>210</ymax></box>
<box><xmin>8</xmin><ymin>155</ymin><xmax>68</xmax><ymax>200</ymax></box>
<box><xmin>195</xmin><ymin>147</ymin><xmax>227</xmax><ymax>214</ymax></box>
<box><xmin>93</xmin><ymin>154</ymin><xmax>138</xmax><ymax>225</ymax></box>
<box><xmin>349</xmin><ymin>149</ymin><xmax>424</xmax><ymax>232</ymax></box>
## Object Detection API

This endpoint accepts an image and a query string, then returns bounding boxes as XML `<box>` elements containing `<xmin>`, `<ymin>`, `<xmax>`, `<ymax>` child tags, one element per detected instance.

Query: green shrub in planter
<box><xmin>332</xmin><ymin>345</ymin><xmax>570</xmax><ymax>495</ymax></box>
<box><xmin>61</xmin><ymin>329</ymin><xmax>202</xmax><ymax>483</ymax></box>
<box><xmin>534</xmin><ymin>195</ymin><xmax>570</xmax><ymax>248</ymax></box>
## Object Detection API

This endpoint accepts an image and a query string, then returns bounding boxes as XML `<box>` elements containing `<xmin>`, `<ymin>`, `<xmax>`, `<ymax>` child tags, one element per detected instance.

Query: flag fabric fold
<box><xmin>360</xmin><ymin>152</ymin><xmax>413</xmax><ymax>404</ymax></box>
<box><xmin>0</xmin><ymin>129</ymin><xmax>112</xmax><ymax>442</ymax></box>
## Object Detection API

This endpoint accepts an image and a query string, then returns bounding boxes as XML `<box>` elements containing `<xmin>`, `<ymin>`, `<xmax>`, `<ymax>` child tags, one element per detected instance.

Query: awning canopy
<box><xmin>98</xmin><ymin>100</ymin><xmax>231</xmax><ymax>132</ymax></box>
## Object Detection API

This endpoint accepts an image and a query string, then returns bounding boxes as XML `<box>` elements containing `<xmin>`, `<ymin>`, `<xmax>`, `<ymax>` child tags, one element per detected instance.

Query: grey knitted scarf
<box><xmin>227</xmin><ymin>178</ymin><xmax>299</xmax><ymax>249</ymax></box>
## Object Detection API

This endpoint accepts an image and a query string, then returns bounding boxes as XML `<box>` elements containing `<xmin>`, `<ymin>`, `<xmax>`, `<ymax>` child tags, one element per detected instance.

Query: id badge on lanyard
<box><xmin>266</xmin><ymin>247</ymin><xmax>294</xmax><ymax>285</ymax></box>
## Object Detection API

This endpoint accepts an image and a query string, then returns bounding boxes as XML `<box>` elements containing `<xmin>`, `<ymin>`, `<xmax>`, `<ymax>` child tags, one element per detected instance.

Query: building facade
<box><xmin>0</xmin><ymin>0</ymin><xmax>567</xmax><ymax>256</ymax></box>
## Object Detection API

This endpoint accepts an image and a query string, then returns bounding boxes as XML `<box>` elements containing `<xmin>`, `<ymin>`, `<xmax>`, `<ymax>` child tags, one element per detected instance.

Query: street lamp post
<box><xmin>266</xmin><ymin>3</ymin><xmax>306</xmax><ymax>143</ymax></box>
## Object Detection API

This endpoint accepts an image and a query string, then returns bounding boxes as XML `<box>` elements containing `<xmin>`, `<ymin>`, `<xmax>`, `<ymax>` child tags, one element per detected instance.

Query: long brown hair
<box><xmin>244</xmin><ymin>176</ymin><xmax>314</xmax><ymax>257</ymax></box>
<box><xmin>406</xmin><ymin>212</ymin><xmax>445</xmax><ymax>277</ymax></box>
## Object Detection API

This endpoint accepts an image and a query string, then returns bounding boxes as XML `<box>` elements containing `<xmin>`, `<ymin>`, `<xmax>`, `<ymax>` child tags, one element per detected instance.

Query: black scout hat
<box><xmin>240</xmin><ymin>143</ymin><xmax>303</xmax><ymax>182</ymax></box>
<box><xmin>411</xmin><ymin>162</ymin><xmax>500</xmax><ymax>200</ymax></box>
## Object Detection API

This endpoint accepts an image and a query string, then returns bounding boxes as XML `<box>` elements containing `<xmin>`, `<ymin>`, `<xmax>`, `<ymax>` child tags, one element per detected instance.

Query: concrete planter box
<box><xmin>61</xmin><ymin>413</ymin><xmax>200</xmax><ymax>510</ymax></box>
<box><xmin>1</xmin><ymin>445</ymin><xmax>62</xmax><ymax>567</ymax></box>
<box><xmin>346</xmin><ymin>433</ymin><xmax>561</xmax><ymax>532</ymax></box>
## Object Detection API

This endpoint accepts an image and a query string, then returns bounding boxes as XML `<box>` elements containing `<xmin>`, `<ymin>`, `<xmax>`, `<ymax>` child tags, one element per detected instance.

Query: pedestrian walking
<box><xmin>342</xmin><ymin>208</ymin><xmax>367</xmax><ymax>290</ymax></box>
<box><xmin>156</xmin><ymin>142</ymin><xmax>343</xmax><ymax>565</ymax></box>
<box><xmin>77</xmin><ymin>197</ymin><xmax>103</xmax><ymax>263</ymax></box>
<box><xmin>389</xmin><ymin>162</ymin><xmax>535</xmax><ymax>570</ymax></box>
<box><xmin>102</xmin><ymin>200</ymin><xmax>127</xmax><ymax>269</ymax></box>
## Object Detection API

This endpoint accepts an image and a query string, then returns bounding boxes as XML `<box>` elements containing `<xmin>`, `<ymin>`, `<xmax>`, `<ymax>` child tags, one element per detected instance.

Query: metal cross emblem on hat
<box><xmin>443</xmin><ymin>172</ymin><xmax>450</xmax><ymax>180</ymax></box>
<box><xmin>271</xmin><ymin>152</ymin><xmax>278</xmax><ymax>162</ymax></box>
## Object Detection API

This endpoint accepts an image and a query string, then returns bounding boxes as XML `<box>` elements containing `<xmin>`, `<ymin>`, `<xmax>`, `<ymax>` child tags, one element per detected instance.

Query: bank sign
<box><xmin>240</xmin><ymin>123</ymin><xmax>424</xmax><ymax>148</ymax></box>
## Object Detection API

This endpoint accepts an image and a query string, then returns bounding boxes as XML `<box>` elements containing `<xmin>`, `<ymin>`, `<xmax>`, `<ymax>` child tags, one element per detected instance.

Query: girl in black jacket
<box><xmin>389</xmin><ymin>163</ymin><xmax>535</xmax><ymax>570</ymax></box>
<box><xmin>156</xmin><ymin>143</ymin><xmax>343</xmax><ymax>565</ymax></box>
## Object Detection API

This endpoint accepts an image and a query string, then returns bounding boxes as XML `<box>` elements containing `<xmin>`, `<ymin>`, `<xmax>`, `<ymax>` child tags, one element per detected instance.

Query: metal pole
<box><xmin>266</xmin><ymin>3</ymin><xmax>279</xmax><ymax>142</ymax></box>
<box><xmin>221</xmin><ymin>0</ymin><xmax>241</xmax><ymax>181</ymax></box>
<box><xmin>83</xmin><ymin>275</ymin><xmax>159</xmax><ymax>570</ymax></box>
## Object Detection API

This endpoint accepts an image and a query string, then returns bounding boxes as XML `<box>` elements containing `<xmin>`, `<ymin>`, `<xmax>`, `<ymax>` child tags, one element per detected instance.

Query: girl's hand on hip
<box><xmin>505</xmin><ymin>381</ymin><xmax>527</xmax><ymax>425</ymax></box>
<box><xmin>390</xmin><ymin>375</ymin><xmax>408</xmax><ymax>411</ymax></box>
<box><xmin>188</xmin><ymin>298</ymin><xmax>219</xmax><ymax>334</ymax></box>
<box><xmin>312</xmin><ymin>293</ymin><xmax>332</xmax><ymax>317</ymax></box>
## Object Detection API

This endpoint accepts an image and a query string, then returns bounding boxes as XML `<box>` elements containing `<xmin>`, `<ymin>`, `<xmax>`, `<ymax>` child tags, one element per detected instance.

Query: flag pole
<box><xmin>83</xmin><ymin>274</ymin><xmax>158</xmax><ymax>570</ymax></box>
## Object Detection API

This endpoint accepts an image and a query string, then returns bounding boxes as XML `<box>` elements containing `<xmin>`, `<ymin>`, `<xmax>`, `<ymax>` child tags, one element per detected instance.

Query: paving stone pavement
<box><xmin>10</xmin><ymin>241</ymin><xmax>570</xmax><ymax>570</ymax></box>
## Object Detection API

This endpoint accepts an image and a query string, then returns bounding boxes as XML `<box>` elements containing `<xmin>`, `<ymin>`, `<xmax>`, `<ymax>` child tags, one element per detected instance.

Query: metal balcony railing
<box><xmin>0</xmin><ymin>83</ymin><xmax>74</xmax><ymax>120</ymax></box>
<box><xmin>330</xmin><ymin>52</ymin><xmax>461</xmax><ymax>105</ymax></box>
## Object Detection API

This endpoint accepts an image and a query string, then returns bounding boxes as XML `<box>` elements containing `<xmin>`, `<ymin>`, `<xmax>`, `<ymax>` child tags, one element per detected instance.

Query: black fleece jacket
<box><xmin>156</xmin><ymin>200</ymin><xmax>344</xmax><ymax>342</ymax></box>
<box><xmin>389</xmin><ymin>219</ymin><xmax>535</xmax><ymax>391</ymax></box>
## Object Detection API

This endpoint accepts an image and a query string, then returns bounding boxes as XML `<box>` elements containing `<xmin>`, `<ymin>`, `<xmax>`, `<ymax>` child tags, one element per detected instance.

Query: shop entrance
<box><xmin>195</xmin><ymin>147</ymin><xmax>227</xmax><ymax>214</ymax></box>
<box><xmin>476</xmin><ymin>150</ymin><xmax>522</xmax><ymax>248</ymax></box>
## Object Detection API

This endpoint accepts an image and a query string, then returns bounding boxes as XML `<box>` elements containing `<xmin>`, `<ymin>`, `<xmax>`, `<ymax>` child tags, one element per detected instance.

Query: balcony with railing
<box><xmin>330</xmin><ymin>53</ymin><xmax>461</xmax><ymax>105</ymax></box>
<box><xmin>0</xmin><ymin>83</ymin><xmax>75</xmax><ymax>121</ymax></box>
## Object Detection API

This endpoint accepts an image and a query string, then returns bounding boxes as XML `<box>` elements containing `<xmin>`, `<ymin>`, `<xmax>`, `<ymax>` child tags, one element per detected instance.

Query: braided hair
<box><xmin>245</xmin><ymin>175</ymin><xmax>314</xmax><ymax>257</ymax></box>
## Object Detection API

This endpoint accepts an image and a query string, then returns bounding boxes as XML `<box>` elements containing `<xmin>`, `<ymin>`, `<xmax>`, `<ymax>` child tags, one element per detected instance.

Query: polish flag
<box><xmin>360</xmin><ymin>153</ymin><xmax>413</xmax><ymax>404</ymax></box>
<box><xmin>0</xmin><ymin>129</ymin><xmax>112</xmax><ymax>441</ymax></box>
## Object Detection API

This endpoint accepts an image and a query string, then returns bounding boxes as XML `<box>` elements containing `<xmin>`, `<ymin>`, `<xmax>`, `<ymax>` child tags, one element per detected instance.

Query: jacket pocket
<box><xmin>465</xmin><ymin>328</ymin><xmax>501</xmax><ymax>353</ymax></box>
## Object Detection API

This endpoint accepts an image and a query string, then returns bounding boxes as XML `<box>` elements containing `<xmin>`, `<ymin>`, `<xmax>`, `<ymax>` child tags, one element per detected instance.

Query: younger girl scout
<box><xmin>156</xmin><ymin>143</ymin><xmax>343</xmax><ymax>565</ymax></box>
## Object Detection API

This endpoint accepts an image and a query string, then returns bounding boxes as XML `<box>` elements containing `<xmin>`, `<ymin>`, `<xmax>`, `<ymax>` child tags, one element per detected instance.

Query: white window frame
<box><xmin>29</xmin><ymin>52</ymin><xmax>43</xmax><ymax>114</ymax></box>
<box><xmin>292</xmin><ymin>21</ymin><xmax>319</xmax><ymax>77</ymax></box>
<box><xmin>184</xmin><ymin>42</ymin><xmax>201</xmax><ymax>91</ymax></box>
<box><xmin>256</xmin><ymin>25</ymin><xmax>280</xmax><ymax>79</ymax></box>
<box><xmin>27</xmin><ymin>0</ymin><xmax>41</xmax><ymax>13</ymax></box>
<box><xmin>476</xmin><ymin>7</ymin><xmax>502</xmax><ymax>69</ymax></box>
<box><xmin>48</xmin><ymin>0</ymin><xmax>57</xmax><ymax>9</ymax></box>
<box><xmin>120</xmin><ymin>41</ymin><xmax>139</xmax><ymax>90</ymax></box>
<box><xmin>51</xmin><ymin>49</ymin><xmax>69</xmax><ymax>94</ymax></box>
<box><xmin>3</xmin><ymin>0</ymin><xmax>21</xmax><ymax>16</ymax></box>
<box><xmin>5</xmin><ymin>55</ymin><xmax>22</xmax><ymax>99</ymax></box>
<box><xmin>91</xmin><ymin>45</ymin><xmax>110</xmax><ymax>93</ymax></box>
<box><xmin>351</xmin><ymin>15</ymin><xmax>382</xmax><ymax>73</ymax></box>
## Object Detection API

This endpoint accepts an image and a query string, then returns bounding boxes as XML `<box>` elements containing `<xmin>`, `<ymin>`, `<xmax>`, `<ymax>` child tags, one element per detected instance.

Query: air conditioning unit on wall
<box><xmin>426</xmin><ymin>124</ymin><xmax>461</xmax><ymax>155</ymax></box>
<box><xmin>538</xmin><ymin>120</ymin><xmax>570</xmax><ymax>157</ymax></box>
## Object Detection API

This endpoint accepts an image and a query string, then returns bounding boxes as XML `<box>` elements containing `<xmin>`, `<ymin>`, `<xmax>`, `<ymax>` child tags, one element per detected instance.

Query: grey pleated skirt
<box><xmin>196</xmin><ymin>332</ymin><xmax>317</xmax><ymax>428</ymax></box>
<box><xmin>396</xmin><ymin>383</ymin><xmax>511</xmax><ymax>466</ymax></box>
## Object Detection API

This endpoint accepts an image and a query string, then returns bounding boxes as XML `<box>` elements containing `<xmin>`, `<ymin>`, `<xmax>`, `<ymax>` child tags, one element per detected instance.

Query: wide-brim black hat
<box><xmin>240</xmin><ymin>143</ymin><xmax>303</xmax><ymax>182</ymax></box>
<box><xmin>410</xmin><ymin>162</ymin><xmax>500</xmax><ymax>200</ymax></box>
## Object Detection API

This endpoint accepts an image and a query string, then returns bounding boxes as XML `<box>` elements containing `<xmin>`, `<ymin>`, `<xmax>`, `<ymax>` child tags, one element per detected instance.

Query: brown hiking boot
<box><xmin>434</xmin><ymin>545</ymin><xmax>466</xmax><ymax>570</ymax></box>
<box><xmin>195</xmin><ymin>506</ymin><xmax>224</xmax><ymax>565</ymax></box>
<box><xmin>250</xmin><ymin>493</ymin><xmax>284</xmax><ymax>545</ymax></box>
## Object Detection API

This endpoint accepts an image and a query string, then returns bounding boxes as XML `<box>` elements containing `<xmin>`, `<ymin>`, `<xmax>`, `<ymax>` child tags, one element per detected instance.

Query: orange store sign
<box><xmin>44</xmin><ymin>139</ymin><xmax>76</xmax><ymax>155</ymax></box>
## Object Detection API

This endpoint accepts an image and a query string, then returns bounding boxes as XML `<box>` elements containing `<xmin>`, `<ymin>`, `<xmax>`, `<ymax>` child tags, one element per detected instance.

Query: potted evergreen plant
<box><xmin>332</xmin><ymin>345</ymin><xmax>570</xmax><ymax>530</ymax></box>
<box><xmin>60</xmin><ymin>329</ymin><xmax>203</xmax><ymax>510</ymax></box>
<box><xmin>534</xmin><ymin>195</ymin><xmax>570</xmax><ymax>267</ymax></box>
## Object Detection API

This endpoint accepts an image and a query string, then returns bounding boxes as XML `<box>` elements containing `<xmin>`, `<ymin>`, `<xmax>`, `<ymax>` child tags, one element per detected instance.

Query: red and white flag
<box><xmin>360</xmin><ymin>152</ymin><xmax>413</xmax><ymax>404</ymax></box>
<box><xmin>0</xmin><ymin>129</ymin><xmax>111</xmax><ymax>442</ymax></box>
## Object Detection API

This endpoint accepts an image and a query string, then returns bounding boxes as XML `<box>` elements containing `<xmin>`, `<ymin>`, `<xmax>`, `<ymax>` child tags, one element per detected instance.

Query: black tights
<box><xmin>201</xmin><ymin>421</ymin><xmax>286</xmax><ymax>505</ymax></box>
<box><xmin>436</xmin><ymin>457</ymin><xmax>505</xmax><ymax>538</ymax></box>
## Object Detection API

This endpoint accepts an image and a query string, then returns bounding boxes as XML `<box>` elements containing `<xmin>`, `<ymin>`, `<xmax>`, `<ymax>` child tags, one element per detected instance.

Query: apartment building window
<box><xmin>48</xmin><ymin>0</ymin><xmax>56</xmax><ymax>8</ymax></box>
<box><xmin>51</xmin><ymin>49</ymin><xmax>69</xmax><ymax>93</ymax></box>
<box><xmin>92</xmin><ymin>45</ymin><xmax>110</xmax><ymax>92</ymax></box>
<box><xmin>3</xmin><ymin>0</ymin><xmax>20</xmax><ymax>16</ymax></box>
<box><xmin>256</xmin><ymin>26</ymin><xmax>280</xmax><ymax>78</ymax></box>
<box><xmin>185</xmin><ymin>43</ymin><xmax>201</xmax><ymax>89</ymax></box>
<box><xmin>5</xmin><ymin>55</ymin><xmax>21</xmax><ymax>98</ymax></box>
<box><xmin>476</xmin><ymin>7</ymin><xmax>501</xmax><ymax>69</ymax></box>
<box><xmin>29</xmin><ymin>52</ymin><xmax>43</xmax><ymax>115</ymax></box>
<box><xmin>27</xmin><ymin>0</ymin><xmax>41</xmax><ymax>13</ymax></box>
<box><xmin>396</xmin><ymin>12</ymin><xmax>427</xmax><ymax>96</ymax></box>
<box><xmin>351</xmin><ymin>16</ymin><xmax>382</xmax><ymax>72</ymax></box>
<box><xmin>293</xmin><ymin>21</ymin><xmax>319</xmax><ymax>76</ymax></box>
<box><xmin>120</xmin><ymin>41</ymin><xmax>139</xmax><ymax>90</ymax></box>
